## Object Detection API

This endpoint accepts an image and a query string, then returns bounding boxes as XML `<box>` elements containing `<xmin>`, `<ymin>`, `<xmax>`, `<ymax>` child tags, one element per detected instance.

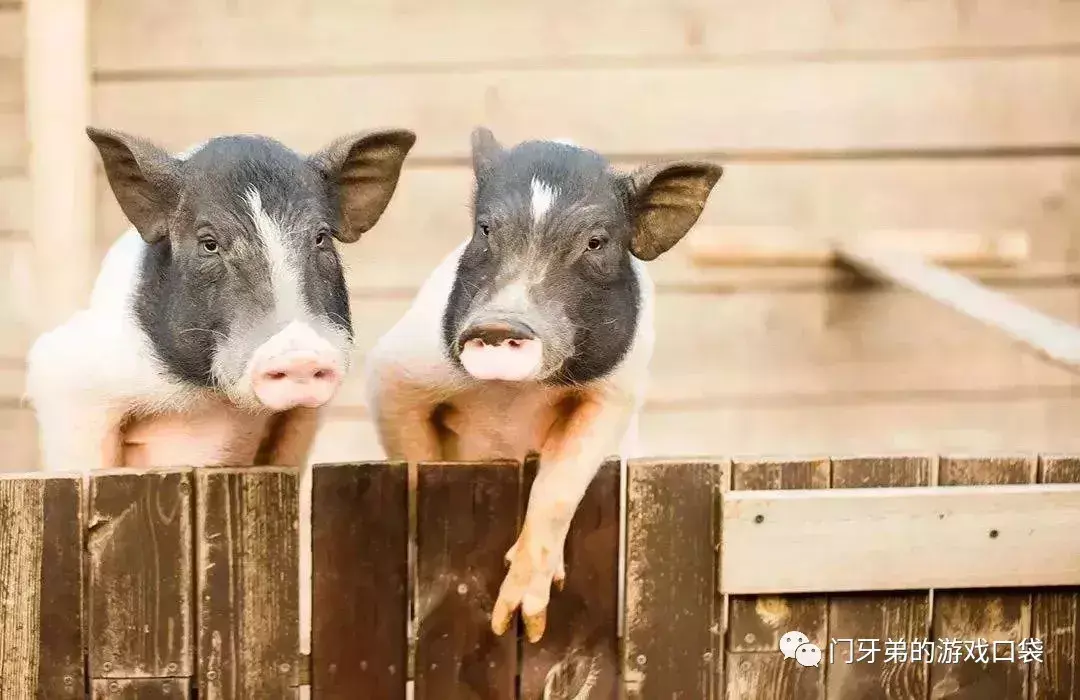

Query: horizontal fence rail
<box><xmin>0</xmin><ymin>455</ymin><xmax>1078</xmax><ymax>699</ymax></box>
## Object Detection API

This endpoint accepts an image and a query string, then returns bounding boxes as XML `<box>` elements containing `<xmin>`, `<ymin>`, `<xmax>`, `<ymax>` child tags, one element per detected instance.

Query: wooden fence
<box><xmin>2</xmin><ymin>455</ymin><xmax>1080</xmax><ymax>699</ymax></box>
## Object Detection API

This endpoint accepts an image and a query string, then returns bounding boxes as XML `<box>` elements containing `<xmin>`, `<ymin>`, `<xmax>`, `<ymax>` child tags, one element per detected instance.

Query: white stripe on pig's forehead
<box><xmin>244</xmin><ymin>186</ymin><xmax>308</xmax><ymax>321</ymax></box>
<box><xmin>530</xmin><ymin>178</ymin><xmax>559</xmax><ymax>224</ymax></box>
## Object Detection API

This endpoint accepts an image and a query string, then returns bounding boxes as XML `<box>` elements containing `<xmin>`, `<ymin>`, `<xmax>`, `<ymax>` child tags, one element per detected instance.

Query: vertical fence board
<box><xmin>826</xmin><ymin>457</ymin><xmax>931</xmax><ymax>700</ymax></box>
<box><xmin>88</xmin><ymin>468</ymin><xmax>193</xmax><ymax>680</ymax></box>
<box><xmin>622</xmin><ymin>459</ymin><xmax>722</xmax><ymax>700</ymax></box>
<box><xmin>197</xmin><ymin>467</ymin><xmax>300</xmax><ymax>700</ymax></box>
<box><xmin>929</xmin><ymin>456</ymin><xmax>1036</xmax><ymax>700</ymax></box>
<box><xmin>415</xmin><ymin>461</ymin><xmax>520</xmax><ymax>700</ymax></box>
<box><xmin>0</xmin><ymin>474</ymin><xmax>84</xmax><ymax>698</ymax></box>
<box><xmin>521</xmin><ymin>457</ymin><xmax>621</xmax><ymax>698</ymax></box>
<box><xmin>1031</xmin><ymin>455</ymin><xmax>1080</xmax><ymax>700</ymax></box>
<box><xmin>311</xmin><ymin>461</ymin><xmax>408</xmax><ymax>699</ymax></box>
<box><xmin>91</xmin><ymin>677</ymin><xmax>192</xmax><ymax>698</ymax></box>
<box><xmin>725</xmin><ymin>459</ymin><xmax>829</xmax><ymax>700</ymax></box>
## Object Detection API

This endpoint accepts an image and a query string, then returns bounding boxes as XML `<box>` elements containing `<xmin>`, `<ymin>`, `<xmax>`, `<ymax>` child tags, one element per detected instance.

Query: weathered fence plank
<box><xmin>196</xmin><ymin>467</ymin><xmax>300</xmax><ymax>700</ymax></box>
<box><xmin>725</xmin><ymin>459</ymin><xmax>829</xmax><ymax>700</ymax></box>
<box><xmin>414</xmin><ymin>461</ymin><xmax>520</xmax><ymax>699</ymax></box>
<box><xmin>88</xmin><ymin>468</ymin><xmax>193</xmax><ymax>682</ymax></box>
<box><xmin>0</xmin><ymin>474</ymin><xmax>84</xmax><ymax>698</ymax></box>
<box><xmin>1031</xmin><ymin>455</ymin><xmax>1080</xmax><ymax>700</ymax></box>
<box><xmin>520</xmin><ymin>457</ymin><xmax>621</xmax><ymax>698</ymax></box>
<box><xmin>929</xmin><ymin>456</ymin><xmax>1036</xmax><ymax>700</ymax></box>
<box><xmin>90</xmin><ymin>677</ymin><xmax>192</xmax><ymax>698</ymax></box>
<box><xmin>622</xmin><ymin>459</ymin><xmax>723</xmax><ymax>699</ymax></box>
<box><xmin>311</xmin><ymin>461</ymin><xmax>408</xmax><ymax>699</ymax></box>
<box><xmin>826</xmin><ymin>457</ymin><xmax>931</xmax><ymax>700</ymax></box>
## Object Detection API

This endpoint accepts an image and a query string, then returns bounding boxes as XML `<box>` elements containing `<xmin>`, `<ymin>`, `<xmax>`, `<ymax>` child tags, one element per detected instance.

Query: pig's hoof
<box><xmin>490</xmin><ymin>537</ymin><xmax>563</xmax><ymax>642</ymax></box>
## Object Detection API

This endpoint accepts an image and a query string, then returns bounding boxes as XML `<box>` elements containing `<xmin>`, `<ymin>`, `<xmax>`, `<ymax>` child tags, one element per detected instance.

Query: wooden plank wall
<box><xmin>3</xmin><ymin>2</ymin><xmax>1080</xmax><ymax>471</ymax></box>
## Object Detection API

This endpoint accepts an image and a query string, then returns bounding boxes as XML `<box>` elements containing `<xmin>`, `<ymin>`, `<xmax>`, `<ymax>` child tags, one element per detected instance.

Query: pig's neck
<box><xmin>433</xmin><ymin>381</ymin><xmax>580</xmax><ymax>462</ymax></box>
<box><xmin>119</xmin><ymin>395</ymin><xmax>274</xmax><ymax>469</ymax></box>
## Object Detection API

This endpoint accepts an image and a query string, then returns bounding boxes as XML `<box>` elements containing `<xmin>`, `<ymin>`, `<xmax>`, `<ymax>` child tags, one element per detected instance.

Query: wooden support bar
<box><xmin>88</xmin><ymin>468</ymin><xmax>193</xmax><ymax>682</ymax></box>
<box><xmin>311</xmin><ymin>462</ymin><xmax>408</xmax><ymax>700</ymax></box>
<box><xmin>687</xmin><ymin>227</ymin><xmax>1029</xmax><ymax>268</ymax></box>
<box><xmin>0</xmin><ymin>473</ymin><xmax>84</xmax><ymax>699</ymax></box>
<box><xmin>196</xmin><ymin>467</ymin><xmax>300</xmax><ymax>699</ymax></box>
<box><xmin>622</xmin><ymin>460</ymin><xmax>724</xmax><ymax>699</ymax></box>
<box><xmin>24</xmin><ymin>0</ymin><xmax>95</xmax><ymax>330</ymax></box>
<box><xmin>520</xmin><ymin>458</ymin><xmax>621</xmax><ymax>698</ymax></box>
<box><xmin>837</xmin><ymin>241</ymin><xmax>1080</xmax><ymax>374</ymax></box>
<box><xmin>720</xmin><ymin>481</ymin><xmax>1080</xmax><ymax>594</ymax></box>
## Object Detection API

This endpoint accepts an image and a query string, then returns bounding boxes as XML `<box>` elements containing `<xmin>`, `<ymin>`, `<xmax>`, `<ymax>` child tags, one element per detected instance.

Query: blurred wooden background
<box><xmin>2</xmin><ymin>1</ymin><xmax>1080</xmax><ymax>471</ymax></box>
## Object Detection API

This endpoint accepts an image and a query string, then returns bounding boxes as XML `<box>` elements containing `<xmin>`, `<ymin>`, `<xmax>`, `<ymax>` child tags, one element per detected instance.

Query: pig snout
<box><xmin>457</xmin><ymin>320</ymin><xmax>543</xmax><ymax>381</ymax></box>
<box><xmin>248</xmin><ymin>322</ymin><xmax>344</xmax><ymax>411</ymax></box>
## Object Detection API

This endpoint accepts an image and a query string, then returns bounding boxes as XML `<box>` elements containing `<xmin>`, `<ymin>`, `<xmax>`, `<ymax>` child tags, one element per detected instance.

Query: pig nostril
<box><xmin>268</xmin><ymin>371</ymin><xmax>287</xmax><ymax>381</ymax></box>
<box><xmin>314</xmin><ymin>370</ymin><xmax>329</xmax><ymax>380</ymax></box>
<box><xmin>508</xmin><ymin>339</ymin><xmax>520</xmax><ymax>348</ymax></box>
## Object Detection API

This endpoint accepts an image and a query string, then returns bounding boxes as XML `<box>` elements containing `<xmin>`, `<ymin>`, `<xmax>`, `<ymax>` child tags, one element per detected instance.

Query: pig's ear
<box><xmin>86</xmin><ymin>127</ymin><xmax>181</xmax><ymax>244</ymax></box>
<box><xmin>470</xmin><ymin>126</ymin><xmax>504</xmax><ymax>176</ymax></box>
<box><xmin>623</xmin><ymin>161</ymin><xmax>723</xmax><ymax>261</ymax></box>
<box><xmin>309</xmin><ymin>129</ymin><xmax>417</xmax><ymax>243</ymax></box>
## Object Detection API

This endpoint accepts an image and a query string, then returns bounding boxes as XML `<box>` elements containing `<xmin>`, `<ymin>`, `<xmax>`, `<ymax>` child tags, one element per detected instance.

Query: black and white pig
<box><xmin>364</xmin><ymin>127</ymin><xmax>722</xmax><ymax>641</ymax></box>
<box><xmin>26</xmin><ymin>126</ymin><xmax>415</xmax><ymax>471</ymax></box>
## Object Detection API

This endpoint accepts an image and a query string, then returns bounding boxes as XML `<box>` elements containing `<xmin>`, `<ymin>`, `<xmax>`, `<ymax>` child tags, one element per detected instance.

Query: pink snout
<box><xmin>251</xmin><ymin>353</ymin><xmax>342</xmax><ymax>411</ymax></box>
<box><xmin>458</xmin><ymin>321</ymin><xmax>543</xmax><ymax>381</ymax></box>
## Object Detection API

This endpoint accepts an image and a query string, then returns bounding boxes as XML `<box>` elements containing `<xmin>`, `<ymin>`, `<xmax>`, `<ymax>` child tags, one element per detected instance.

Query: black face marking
<box><xmin>133</xmin><ymin>136</ymin><xmax>352</xmax><ymax>387</ymax></box>
<box><xmin>443</xmin><ymin>140</ymin><xmax>640</xmax><ymax>385</ymax></box>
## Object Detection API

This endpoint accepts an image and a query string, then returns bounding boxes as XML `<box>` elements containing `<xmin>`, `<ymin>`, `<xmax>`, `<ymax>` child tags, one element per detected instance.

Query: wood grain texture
<box><xmin>90</xmin><ymin>677</ymin><xmax>191</xmax><ymax>699</ymax></box>
<box><xmin>623</xmin><ymin>460</ymin><xmax>722</xmax><ymax>699</ymax></box>
<box><xmin>929</xmin><ymin>456</ymin><xmax>1036</xmax><ymax>700</ymax></box>
<box><xmin>88</xmin><ymin>0</ymin><xmax>1080</xmax><ymax>72</ymax></box>
<box><xmin>92</xmin><ymin>56</ymin><xmax>1080</xmax><ymax>160</ymax></box>
<box><xmin>725</xmin><ymin>459</ymin><xmax>829</xmax><ymax>700</ymax></box>
<box><xmin>0</xmin><ymin>7</ymin><xmax>22</xmax><ymax>61</ymax></box>
<box><xmin>88</xmin><ymin>468</ymin><xmax>193</xmax><ymax>679</ymax></box>
<box><xmin>0</xmin><ymin>474</ymin><xmax>83</xmax><ymax>698</ymax></box>
<box><xmin>37</xmin><ymin>476</ymin><xmax>86</xmax><ymax>698</ymax></box>
<box><xmin>826</xmin><ymin>457</ymin><xmax>930</xmax><ymax>700</ymax></box>
<box><xmin>414</xmin><ymin>461</ymin><xmax>520</xmax><ymax>700</ymax></box>
<box><xmin>1031</xmin><ymin>455</ymin><xmax>1080</xmax><ymax>700</ymax></box>
<box><xmin>311</xmin><ymin>461</ymin><xmax>408</xmax><ymax>699</ymax></box>
<box><xmin>196</xmin><ymin>467</ymin><xmax>300</xmax><ymax>700</ymax></box>
<box><xmin>520</xmin><ymin>458</ymin><xmax>621</xmax><ymax>699</ymax></box>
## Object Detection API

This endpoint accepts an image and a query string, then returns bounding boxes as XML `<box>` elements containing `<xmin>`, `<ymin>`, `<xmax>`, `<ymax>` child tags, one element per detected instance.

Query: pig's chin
<box><xmin>459</xmin><ymin>342</ymin><xmax>543</xmax><ymax>382</ymax></box>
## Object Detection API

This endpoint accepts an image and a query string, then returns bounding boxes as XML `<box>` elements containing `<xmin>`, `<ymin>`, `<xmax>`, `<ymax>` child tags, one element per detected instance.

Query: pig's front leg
<box><xmin>491</xmin><ymin>390</ymin><xmax>635</xmax><ymax>642</ymax></box>
<box><xmin>257</xmin><ymin>407</ymin><xmax>322</xmax><ymax>467</ymax></box>
<box><xmin>367</xmin><ymin>366</ymin><xmax>445</xmax><ymax>463</ymax></box>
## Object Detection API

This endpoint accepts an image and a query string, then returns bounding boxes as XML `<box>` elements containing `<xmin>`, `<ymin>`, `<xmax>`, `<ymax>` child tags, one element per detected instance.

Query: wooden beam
<box><xmin>720</xmin><ymin>483</ymin><xmax>1080</xmax><ymax>594</ymax></box>
<box><xmin>24</xmin><ymin>0</ymin><xmax>94</xmax><ymax>330</ymax></box>
<box><xmin>687</xmin><ymin>227</ymin><xmax>1029</xmax><ymax>269</ymax></box>
<box><xmin>838</xmin><ymin>241</ymin><xmax>1080</xmax><ymax>375</ymax></box>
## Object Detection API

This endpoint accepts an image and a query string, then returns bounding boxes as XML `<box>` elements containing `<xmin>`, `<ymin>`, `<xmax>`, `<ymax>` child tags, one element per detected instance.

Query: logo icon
<box><xmin>779</xmin><ymin>630</ymin><xmax>809</xmax><ymax>659</ymax></box>
<box><xmin>779</xmin><ymin>630</ymin><xmax>822</xmax><ymax>667</ymax></box>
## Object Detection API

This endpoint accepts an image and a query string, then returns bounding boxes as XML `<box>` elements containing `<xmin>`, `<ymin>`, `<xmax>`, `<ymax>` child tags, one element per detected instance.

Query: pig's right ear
<box><xmin>470</xmin><ymin>126</ymin><xmax>504</xmax><ymax>176</ymax></box>
<box><xmin>86</xmin><ymin>127</ymin><xmax>181</xmax><ymax>244</ymax></box>
<box><xmin>308</xmin><ymin>129</ymin><xmax>417</xmax><ymax>244</ymax></box>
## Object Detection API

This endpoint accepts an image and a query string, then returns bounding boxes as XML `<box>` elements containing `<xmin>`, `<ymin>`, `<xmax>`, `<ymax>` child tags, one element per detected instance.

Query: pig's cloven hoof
<box><xmin>490</xmin><ymin>532</ymin><xmax>565</xmax><ymax>643</ymax></box>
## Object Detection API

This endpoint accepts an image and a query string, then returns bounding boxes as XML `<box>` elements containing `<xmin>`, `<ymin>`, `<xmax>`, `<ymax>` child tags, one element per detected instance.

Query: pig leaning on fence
<box><xmin>26</xmin><ymin>126</ymin><xmax>416</xmax><ymax>471</ymax></box>
<box><xmin>365</xmin><ymin>127</ymin><xmax>723</xmax><ymax>641</ymax></box>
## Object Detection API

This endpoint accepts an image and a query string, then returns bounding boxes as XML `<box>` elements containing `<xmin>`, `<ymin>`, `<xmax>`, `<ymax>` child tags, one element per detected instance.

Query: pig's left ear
<box><xmin>623</xmin><ymin>161</ymin><xmax>723</xmax><ymax>261</ymax></box>
<box><xmin>309</xmin><ymin>129</ymin><xmax>417</xmax><ymax>243</ymax></box>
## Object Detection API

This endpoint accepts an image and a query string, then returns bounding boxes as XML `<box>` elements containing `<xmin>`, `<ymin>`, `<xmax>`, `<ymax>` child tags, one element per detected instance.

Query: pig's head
<box><xmin>88</xmin><ymin>126</ymin><xmax>416</xmax><ymax>412</ymax></box>
<box><xmin>443</xmin><ymin>127</ymin><xmax>722</xmax><ymax>385</ymax></box>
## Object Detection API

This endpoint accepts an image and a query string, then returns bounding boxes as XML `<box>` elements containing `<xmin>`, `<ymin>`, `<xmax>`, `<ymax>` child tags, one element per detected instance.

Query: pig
<box><xmin>26</xmin><ymin>126</ymin><xmax>416</xmax><ymax>472</ymax></box>
<box><xmin>364</xmin><ymin>127</ymin><xmax>722</xmax><ymax>641</ymax></box>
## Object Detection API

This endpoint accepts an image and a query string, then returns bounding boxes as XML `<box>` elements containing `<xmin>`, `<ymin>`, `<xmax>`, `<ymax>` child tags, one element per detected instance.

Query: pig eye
<box><xmin>477</xmin><ymin>220</ymin><xmax>491</xmax><ymax>237</ymax></box>
<box><xmin>315</xmin><ymin>230</ymin><xmax>329</xmax><ymax>247</ymax></box>
<box><xmin>586</xmin><ymin>235</ymin><xmax>607</xmax><ymax>251</ymax></box>
<box><xmin>199</xmin><ymin>238</ymin><xmax>220</xmax><ymax>254</ymax></box>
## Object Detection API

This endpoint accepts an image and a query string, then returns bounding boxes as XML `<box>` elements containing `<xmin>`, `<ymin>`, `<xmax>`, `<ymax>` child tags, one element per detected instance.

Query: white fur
<box><xmin>245</xmin><ymin>186</ymin><xmax>308</xmax><ymax>322</ymax></box>
<box><xmin>530</xmin><ymin>178</ymin><xmax>558</xmax><ymax>225</ymax></box>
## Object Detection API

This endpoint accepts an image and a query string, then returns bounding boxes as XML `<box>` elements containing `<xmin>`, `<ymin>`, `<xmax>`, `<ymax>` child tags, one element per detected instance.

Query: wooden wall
<box><xmin>3</xmin><ymin>1</ymin><xmax>1080</xmax><ymax>471</ymax></box>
